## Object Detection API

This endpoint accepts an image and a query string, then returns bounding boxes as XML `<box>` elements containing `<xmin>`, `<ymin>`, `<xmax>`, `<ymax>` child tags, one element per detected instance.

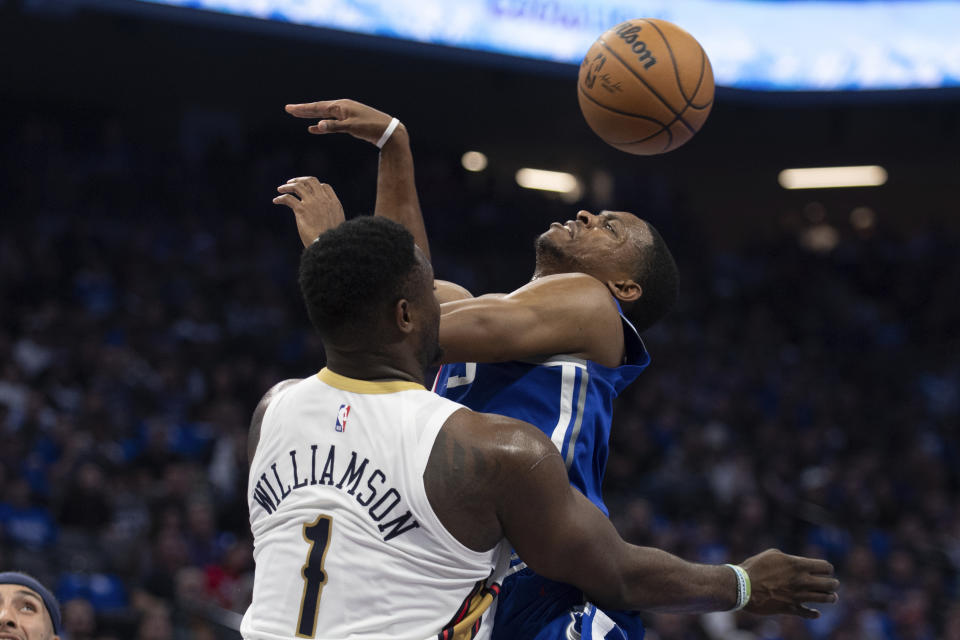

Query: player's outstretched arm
<box><xmin>438</xmin><ymin>273</ymin><xmax>625</xmax><ymax>367</ymax></box>
<box><xmin>285</xmin><ymin>98</ymin><xmax>430</xmax><ymax>261</ymax></box>
<box><xmin>504</xmin><ymin>428</ymin><xmax>839</xmax><ymax>615</ymax></box>
<box><xmin>430</xmin><ymin>411</ymin><xmax>839</xmax><ymax>616</ymax></box>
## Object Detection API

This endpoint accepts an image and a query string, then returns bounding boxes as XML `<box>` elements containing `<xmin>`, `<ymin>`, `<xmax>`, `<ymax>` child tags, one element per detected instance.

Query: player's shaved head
<box><xmin>621</xmin><ymin>218</ymin><xmax>679</xmax><ymax>332</ymax></box>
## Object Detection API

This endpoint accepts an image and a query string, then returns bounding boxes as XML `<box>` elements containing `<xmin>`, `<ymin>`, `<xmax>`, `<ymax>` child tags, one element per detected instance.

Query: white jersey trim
<box><xmin>409</xmin><ymin>405</ymin><xmax>499</xmax><ymax>562</ymax></box>
<box><xmin>522</xmin><ymin>355</ymin><xmax>588</xmax><ymax>368</ymax></box>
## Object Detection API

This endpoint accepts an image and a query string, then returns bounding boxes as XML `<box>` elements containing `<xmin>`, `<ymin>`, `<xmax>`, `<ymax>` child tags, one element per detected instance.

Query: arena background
<box><xmin>1</xmin><ymin>0</ymin><xmax>959</xmax><ymax>638</ymax></box>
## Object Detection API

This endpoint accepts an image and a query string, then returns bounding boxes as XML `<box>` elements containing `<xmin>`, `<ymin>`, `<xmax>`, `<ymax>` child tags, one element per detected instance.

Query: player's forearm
<box><xmin>438</xmin><ymin>301</ymin><xmax>545</xmax><ymax>364</ymax></box>
<box><xmin>590</xmin><ymin>545</ymin><xmax>738</xmax><ymax>613</ymax></box>
<box><xmin>375</xmin><ymin>125</ymin><xmax>431</xmax><ymax>261</ymax></box>
<box><xmin>437</xmin><ymin>307</ymin><xmax>499</xmax><ymax>363</ymax></box>
<box><xmin>438</xmin><ymin>292</ymin><xmax>596</xmax><ymax>364</ymax></box>
<box><xmin>524</xmin><ymin>491</ymin><xmax>741</xmax><ymax>614</ymax></box>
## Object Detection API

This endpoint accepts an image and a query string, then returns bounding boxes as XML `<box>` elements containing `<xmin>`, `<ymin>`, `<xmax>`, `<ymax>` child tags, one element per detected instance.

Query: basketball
<box><xmin>577</xmin><ymin>18</ymin><xmax>714</xmax><ymax>155</ymax></box>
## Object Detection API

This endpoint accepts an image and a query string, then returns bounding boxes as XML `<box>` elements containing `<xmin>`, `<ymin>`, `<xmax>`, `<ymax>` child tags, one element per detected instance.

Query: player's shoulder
<box><xmin>513</xmin><ymin>273</ymin><xmax>619</xmax><ymax>306</ymax></box>
<box><xmin>442</xmin><ymin>408</ymin><xmax>556</xmax><ymax>472</ymax></box>
<box><xmin>258</xmin><ymin>377</ymin><xmax>307</xmax><ymax>412</ymax></box>
<box><xmin>435</xmin><ymin>279</ymin><xmax>475</xmax><ymax>304</ymax></box>
<box><xmin>510</xmin><ymin>273</ymin><xmax>623</xmax><ymax>333</ymax></box>
<box><xmin>248</xmin><ymin>378</ymin><xmax>303</xmax><ymax>464</ymax></box>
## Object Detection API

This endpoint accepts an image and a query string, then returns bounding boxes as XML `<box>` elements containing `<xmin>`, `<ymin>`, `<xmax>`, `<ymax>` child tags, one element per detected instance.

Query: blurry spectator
<box><xmin>204</xmin><ymin>540</ymin><xmax>253</xmax><ymax>612</ymax></box>
<box><xmin>142</xmin><ymin>527</ymin><xmax>190</xmax><ymax>602</ymax></box>
<box><xmin>135</xmin><ymin>604</ymin><xmax>173</xmax><ymax>640</ymax></box>
<box><xmin>61</xmin><ymin>597</ymin><xmax>96</xmax><ymax>640</ymax></box>
<box><xmin>58</xmin><ymin>462</ymin><xmax>113</xmax><ymax>533</ymax></box>
<box><xmin>184</xmin><ymin>499</ymin><xmax>221</xmax><ymax>568</ymax></box>
<box><xmin>55</xmin><ymin>573</ymin><xmax>127</xmax><ymax>615</ymax></box>
<box><xmin>0</xmin><ymin>478</ymin><xmax>57</xmax><ymax>552</ymax></box>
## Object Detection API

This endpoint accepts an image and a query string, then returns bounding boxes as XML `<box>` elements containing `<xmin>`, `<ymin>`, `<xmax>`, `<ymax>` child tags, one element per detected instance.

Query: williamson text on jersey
<box><xmin>251</xmin><ymin>444</ymin><xmax>421</xmax><ymax>542</ymax></box>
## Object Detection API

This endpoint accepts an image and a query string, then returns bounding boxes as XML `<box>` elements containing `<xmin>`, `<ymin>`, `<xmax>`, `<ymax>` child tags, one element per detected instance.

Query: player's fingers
<box><xmin>287</xmin><ymin>176</ymin><xmax>322</xmax><ymax>193</ymax></box>
<box><xmin>794</xmin><ymin>605</ymin><xmax>821</xmax><ymax>620</ymax></box>
<box><xmin>285</xmin><ymin>100</ymin><xmax>344</xmax><ymax>119</ymax></box>
<box><xmin>277</xmin><ymin>184</ymin><xmax>306</xmax><ymax>198</ymax></box>
<box><xmin>794</xmin><ymin>592</ymin><xmax>839</xmax><ymax>604</ymax></box>
<box><xmin>272</xmin><ymin>194</ymin><xmax>301</xmax><ymax>209</ymax></box>
<box><xmin>309</xmin><ymin>118</ymin><xmax>350</xmax><ymax>134</ymax></box>
<box><xmin>318</xmin><ymin>182</ymin><xmax>338</xmax><ymax>198</ymax></box>
<box><xmin>801</xmin><ymin>576</ymin><xmax>840</xmax><ymax>593</ymax></box>
<box><xmin>796</xmin><ymin>557</ymin><xmax>835</xmax><ymax>575</ymax></box>
<box><xmin>284</xmin><ymin>178</ymin><xmax>323</xmax><ymax>198</ymax></box>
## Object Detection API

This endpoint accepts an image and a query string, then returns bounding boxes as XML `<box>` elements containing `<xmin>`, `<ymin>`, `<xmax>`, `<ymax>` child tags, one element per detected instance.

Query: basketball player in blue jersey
<box><xmin>274</xmin><ymin>100</ymin><xmax>838</xmax><ymax>639</ymax></box>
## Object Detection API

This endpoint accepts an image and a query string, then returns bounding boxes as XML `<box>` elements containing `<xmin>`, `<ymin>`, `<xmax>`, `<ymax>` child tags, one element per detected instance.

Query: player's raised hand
<box><xmin>285</xmin><ymin>99</ymin><xmax>401</xmax><ymax>147</ymax></box>
<box><xmin>273</xmin><ymin>177</ymin><xmax>345</xmax><ymax>247</ymax></box>
<box><xmin>739</xmin><ymin>549</ymin><xmax>839</xmax><ymax>619</ymax></box>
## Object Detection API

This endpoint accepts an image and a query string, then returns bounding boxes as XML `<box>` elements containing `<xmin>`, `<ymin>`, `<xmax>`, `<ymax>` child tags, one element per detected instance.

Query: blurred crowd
<box><xmin>1</xmin><ymin>106</ymin><xmax>958</xmax><ymax>640</ymax></box>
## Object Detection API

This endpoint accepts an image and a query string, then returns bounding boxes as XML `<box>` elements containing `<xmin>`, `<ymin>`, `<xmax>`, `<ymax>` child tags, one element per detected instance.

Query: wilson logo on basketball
<box><xmin>335</xmin><ymin>404</ymin><xmax>350</xmax><ymax>432</ymax></box>
<box><xmin>614</xmin><ymin>23</ymin><xmax>658</xmax><ymax>70</ymax></box>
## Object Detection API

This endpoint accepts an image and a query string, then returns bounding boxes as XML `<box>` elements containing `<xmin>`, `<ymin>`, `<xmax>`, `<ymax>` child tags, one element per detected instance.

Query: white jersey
<box><xmin>241</xmin><ymin>368</ymin><xmax>505</xmax><ymax>640</ymax></box>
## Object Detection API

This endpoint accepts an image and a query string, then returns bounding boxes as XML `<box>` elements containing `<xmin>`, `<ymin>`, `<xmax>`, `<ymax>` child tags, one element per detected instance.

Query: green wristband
<box><xmin>725</xmin><ymin>564</ymin><xmax>751</xmax><ymax>611</ymax></box>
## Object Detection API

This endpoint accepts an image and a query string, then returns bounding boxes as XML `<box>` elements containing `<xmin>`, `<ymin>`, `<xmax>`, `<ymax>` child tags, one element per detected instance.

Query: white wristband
<box><xmin>375</xmin><ymin>117</ymin><xmax>400</xmax><ymax>149</ymax></box>
<box><xmin>725</xmin><ymin>564</ymin><xmax>751</xmax><ymax>611</ymax></box>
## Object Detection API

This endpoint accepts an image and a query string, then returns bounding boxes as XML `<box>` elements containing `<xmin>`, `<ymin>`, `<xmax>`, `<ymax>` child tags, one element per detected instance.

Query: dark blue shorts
<box><xmin>493</xmin><ymin>568</ymin><xmax>645</xmax><ymax>640</ymax></box>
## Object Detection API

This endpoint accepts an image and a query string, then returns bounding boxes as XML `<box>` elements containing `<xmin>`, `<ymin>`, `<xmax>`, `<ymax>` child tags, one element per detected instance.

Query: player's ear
<box><xmin>395</xmin><ymin>299</ymin><xmax>414</xmax><ymax>334</ymax></box>
<box><xmin>605</xmin><ymin>279</ymin><xmax>642</xmax><ymax>303</ymax></box>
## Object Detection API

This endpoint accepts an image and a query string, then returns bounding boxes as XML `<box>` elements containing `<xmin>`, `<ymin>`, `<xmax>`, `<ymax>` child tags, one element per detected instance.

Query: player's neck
<box><xmin>531</xmin><ymin>261</ymin><xmax>567</xmax><ymax>280</ymax></box>
<box><xmin>531</xmin><ymin>251</ymin><xmax>588</xmax><ymax>281</ymax></box>
<box><xmin>531</xmin><ymin>263</ymin><xmax>582</xmax><ymax>280</ymax></box>
<box><xmin>323</xmin><ymin>348</ymin><xmax>427</xmax><ymax>387</ymax></box>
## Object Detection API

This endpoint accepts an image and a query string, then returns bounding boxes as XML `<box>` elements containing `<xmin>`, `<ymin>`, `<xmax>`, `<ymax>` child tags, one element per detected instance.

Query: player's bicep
<box><xmin>438</xmin><ymin>296</ymin><xmax>591</xmax><ymax>363</ymax></box>
<box><xmin>434</xmin><ymin>279</ymin><xmax>474</xmax><ymax>304</ymax></box>
<box><xmin>497</xmin><ymin>430</ymin><xmax>630</xmax><ymax>604</ymax></box>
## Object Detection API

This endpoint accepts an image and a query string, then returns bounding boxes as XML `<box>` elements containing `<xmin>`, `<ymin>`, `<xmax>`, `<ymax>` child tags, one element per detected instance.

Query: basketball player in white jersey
<box><xmin>243</xmin><ymin>212</ymin><xmax>838</xmax><ymax>639</ymax></box>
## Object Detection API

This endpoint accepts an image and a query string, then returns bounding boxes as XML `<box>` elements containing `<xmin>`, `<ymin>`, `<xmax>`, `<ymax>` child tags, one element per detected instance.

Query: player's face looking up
<box><xmin>535</xmin><ymin>209</ymin><xmax>650</xmax><ymax>285</ymax></box>
<box><xmin>0</xmin><ymin>585</ymin><xmax>59</xmax><ymax>640</ymax></box>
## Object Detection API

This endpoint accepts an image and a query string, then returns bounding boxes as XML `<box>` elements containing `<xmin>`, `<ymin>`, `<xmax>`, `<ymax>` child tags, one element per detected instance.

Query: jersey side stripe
<box><xmin>557</xmin><ymin>368</ymin><xmax>582</xmax><ymax>463</ymax></box>
<box><xmin>563</xmin><ymin>368</ymin><xmax>590</xmax><ymax>469</ymax></box>
<box><xmin>549</xmin><ymin>364</ymin><xmax>577</xmax><ymax>454</ymax></box>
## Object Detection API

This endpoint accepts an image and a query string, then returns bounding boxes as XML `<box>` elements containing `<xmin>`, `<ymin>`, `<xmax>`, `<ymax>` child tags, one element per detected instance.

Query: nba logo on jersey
<box><xmin>335</xmin><ymin>404</ymin><xmax>350</xmax><ymax>432</ymax></box>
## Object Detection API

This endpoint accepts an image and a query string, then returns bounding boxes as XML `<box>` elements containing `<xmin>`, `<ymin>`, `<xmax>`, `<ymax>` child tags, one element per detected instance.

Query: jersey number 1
<box><xmin>296</xmin><ymin>515</ymin><xmax>333</xmax><ymax>638</ymax></box>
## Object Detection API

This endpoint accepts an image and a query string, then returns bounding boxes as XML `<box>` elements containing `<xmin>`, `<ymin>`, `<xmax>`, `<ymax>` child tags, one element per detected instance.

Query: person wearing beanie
<box><xmin>0</xmin><ymin>572</ymin><xmax>61</xmax><ymax>640</ymax></box>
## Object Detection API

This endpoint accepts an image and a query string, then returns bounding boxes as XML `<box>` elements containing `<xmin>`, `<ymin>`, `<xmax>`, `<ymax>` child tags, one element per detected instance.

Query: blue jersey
<box><xmin>432</xmin><ymin>310</ymin><xmax>649</xmax><ymax>516</ymax></box>
<box><xmin>432</xmin><ymin>305</ymin><xmax>650</xmax><ymax>640</ymax></box>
